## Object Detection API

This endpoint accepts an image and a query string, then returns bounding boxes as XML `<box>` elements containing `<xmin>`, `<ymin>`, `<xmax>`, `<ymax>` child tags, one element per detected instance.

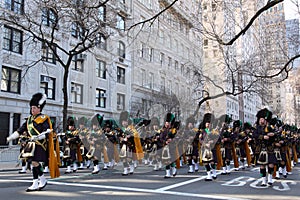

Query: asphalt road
<box><xmin>0</xmin><ymin>163</ymin><xmax>299</xmax><ymax>200</ymax></box>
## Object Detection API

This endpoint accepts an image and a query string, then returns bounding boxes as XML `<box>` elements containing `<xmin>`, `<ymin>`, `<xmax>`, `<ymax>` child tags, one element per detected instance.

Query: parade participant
<box><xmin>242</xmin><ymin>122</ymin><xmax>254</xmax><ymax>168</ymax></box>
<box><xmin>103</xmin><ymin>119</ymin><xmax>118</xmax><ymax>169</ymax></box>
<box><xmin>160</xmin><ymin>113</ymin><xmax>180</xmax><ymax>178</ymax></box>
<box><xmin>77</xmin><ymin>117</ymin><xmax>89</xmax><ymax>169</ymax></box>
<box><xmin>232</xmin><ymin>120</ymin><xmax>242</xmax><ymax>170</ymax></box>
<box><xmin>62</xmin><ymin>116</ymin><xmax>82</xmax><ymax>174</ymax></box>
<box><xmin>219</xmin><ymin>114</ymin><xmax>234</xmax><ymax>175</ymax></box>
<box><xmin>117</xmin><ymin>111</ymin><xmax>136</xmax><ymax>175</ymax></box>
<box><xmin>148</xmin><ymin>117</ymin><xmax>163</xmax><ymax>171</ymax></box>
<box><xmin>184</xmin><ymin>116</ymin><xmax>200</xmax><ymax>173</ymax></box>
<box><xmin>87</xmin><ymin>114</ymin><xmax>107</xmax><ymax>174</ymax></box>
<box><xmin>253</xmin><ymin>108</ymin><xmax>277</xmax><ymax>186</ymax></box>
<box><xmin>199</xmin><ymin>113</ymin><xmax>220</xmax><ymax>181</ymax></box>
<box><xmin>7</xmin><ymin>93</ymin><xmax>60</xmax><ymax>192</ymax></box>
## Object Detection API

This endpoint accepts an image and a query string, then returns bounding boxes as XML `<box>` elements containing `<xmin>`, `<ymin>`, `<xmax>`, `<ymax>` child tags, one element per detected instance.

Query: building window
<box><xmin>96</xmin><ymin>88</ymin><xmax>106</xmax><ymax>108</ymax></box>
<box><xmin>72</xmin><ymin>54</ymin><xmax>85</xmax><ymax>72</ymax></box>
<box><xmin>168</xmin><ymin>57</ymin><xmax>172</xmax><ymax>68</ymax></box>
<box><xmin>98</xmin><ymin>5</ymin><xmax>106</xmax><ymax>21</ymax></box>
<box><xmin>160</xmin><ymin>52</ymin><xmax>164</xmax><ymax>65</ymax></box>
<box><xmin>71</xmin><ymin>22</ymin><xmax>85</xmax><ymax>39</ymax></box>
<box><xmin>40</xmin><ymin>75</ymin><xmax>55</xmax><ymax>100</ymax></box>
<box><xmin>42</xmin><ymin>7</ymin><xmax>58</xmax><ymax>27</ymax></box>
<box><xmin>117</xmin><ymin>67</ymin><xmax>125</xmax><ymax>84</ymax></box>
<box><xmin>149</xmin><ymin>48</ymin><xmax>154</xmax><ymax>62</ymax></box>
<box><xmin>142</xmin><ymin>99</ymin><xmax>147</xmax><ymax>114</ymax></box>
<box><xmin>4</xmin><ymin>0</ymin><xmax>24</xmax><ymax>14</ymax></box>
<box><xmin>96</xmin><ymin>33</ymin><xmax>107</xmax><ymax>50</ymax></box>
<box><xmin>42</xmin><ymin>42</ymin><xmax>56</xmax><ymax>64</ymax></box>
<box><xmin>71</xmin><ymin>82</ymin><xmax>83</xmax><ymax>104</ymax></box>
<box><xmin>149</xmin><ymin>72</ymin><xmax>154</xmax><ymax>89</ymax></box>
<box><xmin>203</xmin><ymin>39</ymin><xmax>208</xmax><ymax>48</ymax></box>
<box><xmin>3</xmin><ymin>26</ymin><xmax>23</xmax><ymax>54</ymax></box>
<box><xmin>118</xmin><ymin>41</ymin><xmax>125</xmax><ymax>58</ymax></box>
<box><xmin>116</xmin><ymin>14</ymin><xmax>125</xmax><ymax>30</ymax></box>
<box><xmin>140</xmin><ymin>43</ymin><xmax>145</xmax><ymax>58</ymax></box>
<box><xmin>141</xmin><ymin>69</ymin><xmax>146</xmax><ymax>86</ymax></box>
<box><xmin>117</xmin><ymin>93</ymin><xmax>125</xmax><ymax>110</ymax></box>
<box><xmin>96</xmin><ymin>60</ymin><xmax>106</xmax><ymax>79</ymax></box>
<box><xmin>1</xmin><ymin>66</ymin><xmax>21</xmax><ymax>94</ymax></box>
<box><xmin>175</xmin><ymin>60</ymin><xmax>178</xmax><ymax>71</ymax></box>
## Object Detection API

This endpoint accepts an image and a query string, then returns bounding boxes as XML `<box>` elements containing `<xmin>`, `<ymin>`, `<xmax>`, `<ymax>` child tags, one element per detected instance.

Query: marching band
<box><xmin>10</xmin><ymin>103</ymin><xmax>300</xmax><ymax>191</ymax></box>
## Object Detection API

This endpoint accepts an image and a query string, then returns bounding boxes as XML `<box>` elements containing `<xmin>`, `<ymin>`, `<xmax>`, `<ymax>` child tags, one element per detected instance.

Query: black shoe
<box><xmin>164</xmin><ymin>176</ymin><xmax>171</xmax><ymax>178</ymax></box>
<box><xmin>221</xmin><ymin>172</ymin><xmax>227</xmax><ymax>175</ymax></box>
<box><xmin>122</xmin><ymin>173</ymin><xmax>128</xmax><ymax>176</ymax></box>
<box><xmin>19</xmin><ymin>171</ymin><xmax>26</xmax><ymax>174</ymax></box>
<box><xmin>205</xmin><ymin>178</ymin><xmax>213</xmax><ymax>181</ymax></box>
<box><xmin>213</xmin><ymin>176</ymin><xmax>217</xmax><ymax>180</ymax></box>
<box><xmin>26</xmin><ymin>188</ymin><xmax>38</xmax><ymax>192</ymax></box>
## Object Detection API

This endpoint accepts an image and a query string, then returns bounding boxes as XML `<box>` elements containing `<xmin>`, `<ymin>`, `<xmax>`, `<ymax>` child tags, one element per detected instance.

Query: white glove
<box><xmin>31</xmin><ymin>133</ymin><xmax>46</xmax><ymax>141</ymax></box>
<box><xmin>7</xmin><ymin>131</ymin><xmax>20</xmax><ymax>143</ymax></box>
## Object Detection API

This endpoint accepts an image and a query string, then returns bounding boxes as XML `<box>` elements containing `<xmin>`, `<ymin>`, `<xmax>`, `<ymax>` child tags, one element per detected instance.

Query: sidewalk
<box><xmin>0</xmin><ymin>161</ymin><xmax>19</xmax><ymax>171</ymax></box>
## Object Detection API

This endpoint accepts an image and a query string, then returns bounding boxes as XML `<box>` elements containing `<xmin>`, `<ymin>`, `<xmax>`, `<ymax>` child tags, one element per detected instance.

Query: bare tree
<box><xmin>0</xmin><ymin>0</ymin><xmax>126</xmax><ymax>130</ymax></box>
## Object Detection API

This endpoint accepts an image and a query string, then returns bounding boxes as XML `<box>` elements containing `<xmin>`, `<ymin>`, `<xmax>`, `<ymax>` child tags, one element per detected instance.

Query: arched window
<box><xmin>118</xmin><ymin>41</ymin><xmax>125</xmax><ymax>58</ymax></box>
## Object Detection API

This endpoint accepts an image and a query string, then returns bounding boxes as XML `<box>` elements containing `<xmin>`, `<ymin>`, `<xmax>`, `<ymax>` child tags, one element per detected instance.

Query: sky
<box><xmin>284</xmin><ymin>0</ymin><xmax>300</xmax><ymax>20</ymax></box>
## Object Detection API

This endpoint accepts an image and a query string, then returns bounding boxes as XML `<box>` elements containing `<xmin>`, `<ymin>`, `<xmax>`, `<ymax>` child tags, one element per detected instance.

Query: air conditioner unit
<box><xmin>100</xmin><ymin>93</ymin><xmax>107</xmax><ymax>98</ymax></box>
<box><xmin>71</xmin><ymin>86</ymin><xmax>76</xmax><ymax>92</ymax></box>
<box><xmin>41</xmin><ymin>76</ymin><xmax>50</xmax><ymax>83</ymax></box>
<box><xmin>77</xmin><ymin>53</ymin><xmax>87</xmax><ymax>60</ymax></box>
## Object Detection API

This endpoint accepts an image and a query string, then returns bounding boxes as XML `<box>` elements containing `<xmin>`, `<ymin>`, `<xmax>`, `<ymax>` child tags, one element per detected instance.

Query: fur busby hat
<box><xmin>243</xmin><ymin>122</ymin><xmax>252</xmax><ymax>131</ymax></box>
<box><xmin>256</xmin><ymin>108</ymin><xmax>272</xmax><ymax>124</ymax></box>
<box><xmin>233</xmin><ymin>120</ymin><xmax>242</xmax><ymax>129</ymax></box>
<box><xmin>202</xmin><ymin>113</ymin><xmax>214</xmax><ymax>125</ymax></box>
<box><xmin>165</xmin><ymin>113</ymin><xmax>175</xmax><ymax>125</ymax></box>
<box><xmin>30</xmin><ymin>93</ymin><xmax>47</xmax><ymax>111</ymax></box>
<box><xmin>91</xmin><ymin>114</ymin><xmax>103</xmax><ymax>127</ymax></box>
<box><xmin>104</xmin><ymin>119</ymin><xmax>113</xmax><ymax>129</ymax></box>
<box><xmin>78</xmin><ymin>116</ymin><xmax>88</xmax><ymax>126</ymax></box>
<box><xmin>119</xmin><ymin>111</ymin><xmax>130</xmax><ymax>124</ymax></box>
<box><xmin>200</xmin><ymin>113</ymin><xmax>214</xmax><ymax>129</ymax></box>
<box><xmin>67</xmin><ymin>116</ymin><xmax>76</xmax><ymax>127</ymax></box>
<box><xmin>150</xmin><ymin>117</ymin><xmax>160</xmax><ymax>126</ymax></box>
<box><xmin>218</xmin><ymin>114</ymin><xmax>232</xmax><ymax>124</ymax></box>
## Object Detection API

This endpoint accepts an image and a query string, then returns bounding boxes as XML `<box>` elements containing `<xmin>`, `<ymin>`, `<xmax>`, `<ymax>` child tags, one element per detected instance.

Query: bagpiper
<box><xmin>7</xmin><ymin>93</ymin><xmax>60</xmax><ymax>192</ymax></box>
<box><xmin>199</xmin><ymin>113</ymin><xmax>221</xmax><ymax>181</ymax></box>
<box><xmin>253</xmin><ymin>108</ymin><xmax>277</xmax><ymax>186</ymax></box>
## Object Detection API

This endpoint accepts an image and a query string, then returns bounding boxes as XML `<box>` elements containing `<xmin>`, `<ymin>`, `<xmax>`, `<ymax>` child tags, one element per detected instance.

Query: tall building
<box><xmin>0</xmin><ymin>0</ymin><xmax>202</xmax><ymax>146</ymax></box>
<box><xmin>128</xmin><ymin>0</ymin><xmax>202</xmax><ymax>123</ymax></box>
<box><xmin>261</xmin><ymin>1</ymin><xmax>289</xmax><ymax>119</ymax></box>
<box><xmin>201</xmin><ymin>0</ymin><xmax>263</xmax><ymax>124</ymax></box>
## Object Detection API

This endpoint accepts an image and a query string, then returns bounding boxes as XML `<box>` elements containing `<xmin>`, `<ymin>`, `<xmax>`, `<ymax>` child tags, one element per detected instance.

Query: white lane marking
<box><xmin>0</xmin><ymin>179</ymin><xmax>249</xmax><ymax>200</ymax></box>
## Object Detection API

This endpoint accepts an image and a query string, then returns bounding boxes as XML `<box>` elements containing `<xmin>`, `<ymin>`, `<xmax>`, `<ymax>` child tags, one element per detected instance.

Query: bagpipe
<box><xmin>19</xmin><ymin>129</ymin><xmax>52</xmax><ymax>159</ymax></box>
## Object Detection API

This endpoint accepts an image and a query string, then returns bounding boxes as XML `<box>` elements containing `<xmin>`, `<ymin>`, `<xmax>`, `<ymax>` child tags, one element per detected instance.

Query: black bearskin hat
<box><xmin>200</xmin><ymin>113</ymin><xmax>214</xmax><ymax>129</ymax></box>
<box><xmin>67</xmin><ymin>116</ymin><xmax>76</xmax><ymax>127</ymax></box>
<box><xmin>218</xmin><ymin>114</ymin><xmax>232</xmax><ymax>124</ymax></box>
<box><xmin>91</xmin><ymin>114</ymin><xmax>103</xmax><ymax>127</ymax></box>
<box><xmin>256</xmin><ymin>108</ymin><xmax>272</xmax><ymax>124</ymax></box>
<box><xmin>165</xmin><ymin>113</ymin><xmax>175</xmax><ymax>125</ymax></box>
<box><xmin>202</xmin><ymin>113</ymin><xmax>214</xmax><ymax>125</ymax></box>
<box><xmin>30</xmin><ymin>93</ymin><xmax>47</xmax><ymax>111</ymax></box>
<box><xmin>233</xmin><ymin>120</ymin><xmax>242</xmax><ymax>129</ymax></box>
<box><xmin>104</xmin><ymin>119</ymin><xmax>113</xmax><ymax>129</ymax></box>
<box><xmin>243</xmin><ymin>122</ymin><xmax>252</xmax><ymax>131</ymax></box>
<box><xmin>119</xmin><ymin>111</ymin><xmax>130</xmax><ymax>124</ymax></box>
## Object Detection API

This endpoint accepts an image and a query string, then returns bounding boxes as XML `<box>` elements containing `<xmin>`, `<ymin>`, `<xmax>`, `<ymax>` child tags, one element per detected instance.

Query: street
<box><xmin>0</xmin><ymin>163</ymin><xmax>299</xmax><ymax>200</ymax></box>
